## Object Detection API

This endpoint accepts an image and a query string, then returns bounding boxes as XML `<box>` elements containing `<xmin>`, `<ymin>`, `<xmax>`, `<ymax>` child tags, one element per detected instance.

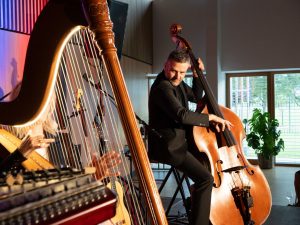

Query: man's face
<box><xmin>164</xmin><ymin>60</ymin><xmax>190</xmax><ymax>86</ymax></box>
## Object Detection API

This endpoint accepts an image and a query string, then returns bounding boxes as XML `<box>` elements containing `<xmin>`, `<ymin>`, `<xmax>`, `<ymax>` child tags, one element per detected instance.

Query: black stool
<box><xmin>152</xmin><ymin>162</ymin><xmax>192</xmax><ymax>224</ymax></box>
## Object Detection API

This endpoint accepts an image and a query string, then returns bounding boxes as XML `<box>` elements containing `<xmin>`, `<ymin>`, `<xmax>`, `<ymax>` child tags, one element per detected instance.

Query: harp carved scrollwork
<box><xmin>0</xmin><ymin>0</ymin><xmax>168</xmax><ymax>224</ymax></box>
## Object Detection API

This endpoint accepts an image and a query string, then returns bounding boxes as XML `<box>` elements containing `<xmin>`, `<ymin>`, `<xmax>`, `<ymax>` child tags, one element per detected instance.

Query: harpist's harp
<box><xmin>0</xmin><ymin>0</ymin><xmax>167</xmax><ymax>224</ymax></box>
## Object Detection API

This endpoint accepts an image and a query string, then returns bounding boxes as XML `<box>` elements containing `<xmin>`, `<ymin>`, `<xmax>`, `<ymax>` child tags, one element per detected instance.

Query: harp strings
<box><xmin>0</xmin><ymin>27</ymin><xmax>146</xmax><ymax>224</ymax></box>
<box><xmin>48</xmin><ymin>28</ymin><xmax>145</xmax><ymax>224</ymax></box>
<box><xmin>0</xmin><ymin>26</ymin><xmax>149</xmax><ymax>224</ymax></box>
<box><xmin>84</xmin><ymin>29</ymin><xmax>146</xmax><ymax>224</ymax></box>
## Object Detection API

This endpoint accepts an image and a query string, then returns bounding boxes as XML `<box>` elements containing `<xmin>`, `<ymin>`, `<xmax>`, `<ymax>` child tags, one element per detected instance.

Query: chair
<box><xmin>151</xmin><ymin>162</ymin><xmax>192</xmax><ymax>224</ymax></box>
<box><xmin>124</xmin><ymin>145</ymin><xmax>192</xmax><ymax>224</ymax></box>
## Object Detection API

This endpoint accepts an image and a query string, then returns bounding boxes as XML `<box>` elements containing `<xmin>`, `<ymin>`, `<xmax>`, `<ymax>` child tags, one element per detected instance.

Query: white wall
<box><xmin>153</xmin><ymin>0</ymin><xmax>300</xmax><ymax>104</ymax></box>
<box><xmin>221</xmin><ymin>0</ymin><xmax>300</xmax><ymax>71</ymax></box>
<box><xmin>153</xmin><ymin>0</ymin><xmax>207</xmax><ymax>72</ymax></box>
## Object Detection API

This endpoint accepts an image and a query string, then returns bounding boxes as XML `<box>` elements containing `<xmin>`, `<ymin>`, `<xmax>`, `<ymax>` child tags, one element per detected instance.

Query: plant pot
<box><xmin>257</xmin><ymin>154</ymin><xmax>275</xmax><ymax>169</ymax></box>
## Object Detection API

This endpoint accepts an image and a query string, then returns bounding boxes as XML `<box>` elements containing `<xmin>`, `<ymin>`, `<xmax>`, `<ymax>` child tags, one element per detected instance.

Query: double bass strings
<box><xmin>218</xmin><ymin>145</ymin><xmax>251</xmax><ymax>189</ymax></box>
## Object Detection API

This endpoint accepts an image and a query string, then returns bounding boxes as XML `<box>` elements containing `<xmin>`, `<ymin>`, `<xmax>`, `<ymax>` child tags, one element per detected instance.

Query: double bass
<box><xmin>170</xmin><ymin>24</ymin><xmax>272</xmax><ymax>225</ymax></box>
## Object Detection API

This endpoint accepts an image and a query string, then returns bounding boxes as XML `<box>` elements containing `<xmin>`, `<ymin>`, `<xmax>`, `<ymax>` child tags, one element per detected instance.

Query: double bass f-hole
<box><xmin>214</xmin><ymin>159</ymin><xmax>223</xmax><ymax>188</ymax></box>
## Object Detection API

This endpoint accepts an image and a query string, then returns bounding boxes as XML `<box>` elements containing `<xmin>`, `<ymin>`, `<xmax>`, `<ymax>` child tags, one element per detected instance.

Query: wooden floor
<box><xmin>153</xmin><ymin>164</ymin><xmax>300</xmax><ymax>224</ymax></box>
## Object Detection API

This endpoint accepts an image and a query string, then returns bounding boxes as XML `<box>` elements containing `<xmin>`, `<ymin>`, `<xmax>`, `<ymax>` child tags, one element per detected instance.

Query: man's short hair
<box><xmin>167</xmin><ymin>49</ymin><xmax>190</xmax><ymax>64</ymax></box>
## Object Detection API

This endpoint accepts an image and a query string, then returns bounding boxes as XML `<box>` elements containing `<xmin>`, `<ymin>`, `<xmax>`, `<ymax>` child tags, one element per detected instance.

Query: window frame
<box><xmin>226</xmin><ymin>70</ymin><xmax>300</xmax><ymax>165</ymax></box>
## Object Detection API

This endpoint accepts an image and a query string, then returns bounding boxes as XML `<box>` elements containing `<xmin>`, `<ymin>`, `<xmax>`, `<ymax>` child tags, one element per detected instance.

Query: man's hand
<box><xmin>91</xmin><ymin>150</ymin><xmax>121</xmax><ymax>181</ymax></box>
<box><xmin>191</xmin><ymin>58</ymin><xmax>205</xmax><ymax>77</ymax></box>
<box><xmin>197</xmin><ymin>58</ymin><xmax>205</xmax><ymax>71</ymax></box>
<box><xmin>208</xmin><ymin>114</ymin><xmax>233</xmax><ymax>132</ymax></box>
<box><xmin>19</xmin><ymin>133</ymin><xmax>54</xmax><ymax>157</ymax></box>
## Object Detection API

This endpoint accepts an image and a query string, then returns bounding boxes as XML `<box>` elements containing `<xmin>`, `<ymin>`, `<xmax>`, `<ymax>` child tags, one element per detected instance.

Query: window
<box><xmin>227</xmin><ymin>71</ymin><xmax>300</xmax><ymax>164</ymax></box>
<box><xmin>274</xmin><ymin>73</ymin><xmax>300</xmax><ymax>163</ymax></box>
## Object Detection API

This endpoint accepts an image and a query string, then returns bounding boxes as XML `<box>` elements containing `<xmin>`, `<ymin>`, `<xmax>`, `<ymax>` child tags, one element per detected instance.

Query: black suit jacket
<box><xmin>148</xmin><ymin>71</ymin><xmax>209</xmax><ymax>166</ymax></box>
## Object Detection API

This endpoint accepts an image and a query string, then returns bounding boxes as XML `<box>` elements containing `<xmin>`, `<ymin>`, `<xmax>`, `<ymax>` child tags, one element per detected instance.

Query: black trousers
<box><xmin>176</xmin><ymin>151</ymin><xmax>214</xmax><ymax>225</ymax></box>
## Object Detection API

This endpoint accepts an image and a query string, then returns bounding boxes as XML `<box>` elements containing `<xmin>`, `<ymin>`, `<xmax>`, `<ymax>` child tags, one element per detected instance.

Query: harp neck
<box><xmin>82</xmin><ymin>1</ymin><xmax>168</xmax><ymax>224</ymax></box>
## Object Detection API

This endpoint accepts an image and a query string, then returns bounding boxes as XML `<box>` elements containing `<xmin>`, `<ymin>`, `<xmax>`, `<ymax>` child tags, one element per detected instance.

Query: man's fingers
<box><xmin>198</xmin><ymin>58</ymin><xmax>205</xmax><ymax>71</ymax></box>
<box><xmin>106</xmin><ymin>158</ymin><xmax>121</xmax><ymax>167</ymax></box>
<box><xmin>42</xmin><ymin>138</ymin><xmax>55</xmax><ymax>144</ymax></box>
<box><xmin>215</xmin><ymin>124</ymin><xmax>220</xmax><ymax>133</ymax></box>
<box><xmin>103</xmin><ymin>151</ymin><xmax>121</xmax><ymax>161</ymax></box>
<box><xmin>36</xmin><ymin>138</ymin><xmax>55</xmax><ymax>148</ymax></box>
<box><xmin>224</xmin><ymin>121</ymin><xmax>233</xmax><ymax>130</ymax></box>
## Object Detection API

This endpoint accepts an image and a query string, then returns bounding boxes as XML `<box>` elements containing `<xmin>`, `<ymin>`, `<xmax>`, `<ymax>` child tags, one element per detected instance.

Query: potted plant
<box><xmin>245</xmin><ymin>108</ymin><xmax>285</xmax><ymax>169</ymax></box>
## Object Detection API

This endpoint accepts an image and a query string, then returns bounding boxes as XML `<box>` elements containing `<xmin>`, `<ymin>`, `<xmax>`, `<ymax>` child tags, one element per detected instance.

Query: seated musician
<box><xmin>148</xmin><ymin>49</ymin><xmax>232</xmax><ymax>225</ymax></box>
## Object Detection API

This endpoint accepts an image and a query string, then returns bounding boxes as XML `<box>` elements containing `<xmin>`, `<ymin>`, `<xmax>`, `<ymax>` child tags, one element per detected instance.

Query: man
<box><xmin>148</xmin><ymin>49</ymin><xmax>232</xmax><ymax>225</ymax></box>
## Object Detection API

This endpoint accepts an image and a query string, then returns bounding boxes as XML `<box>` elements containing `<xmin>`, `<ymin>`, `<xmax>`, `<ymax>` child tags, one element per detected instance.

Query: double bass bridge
<box><xmin>221</xmin><ymin>164</ymin><xmax>255</xmax><ymax>225</ymax></box>
<box><xmin>231</xmin><ymin>186</ymin><xmax>255</xmax><ymax>225</ymax></box>
<box><xmin>215</xmin><ymin>151</ymin><xmax>256</xmax><ymax>225</ymax></box>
